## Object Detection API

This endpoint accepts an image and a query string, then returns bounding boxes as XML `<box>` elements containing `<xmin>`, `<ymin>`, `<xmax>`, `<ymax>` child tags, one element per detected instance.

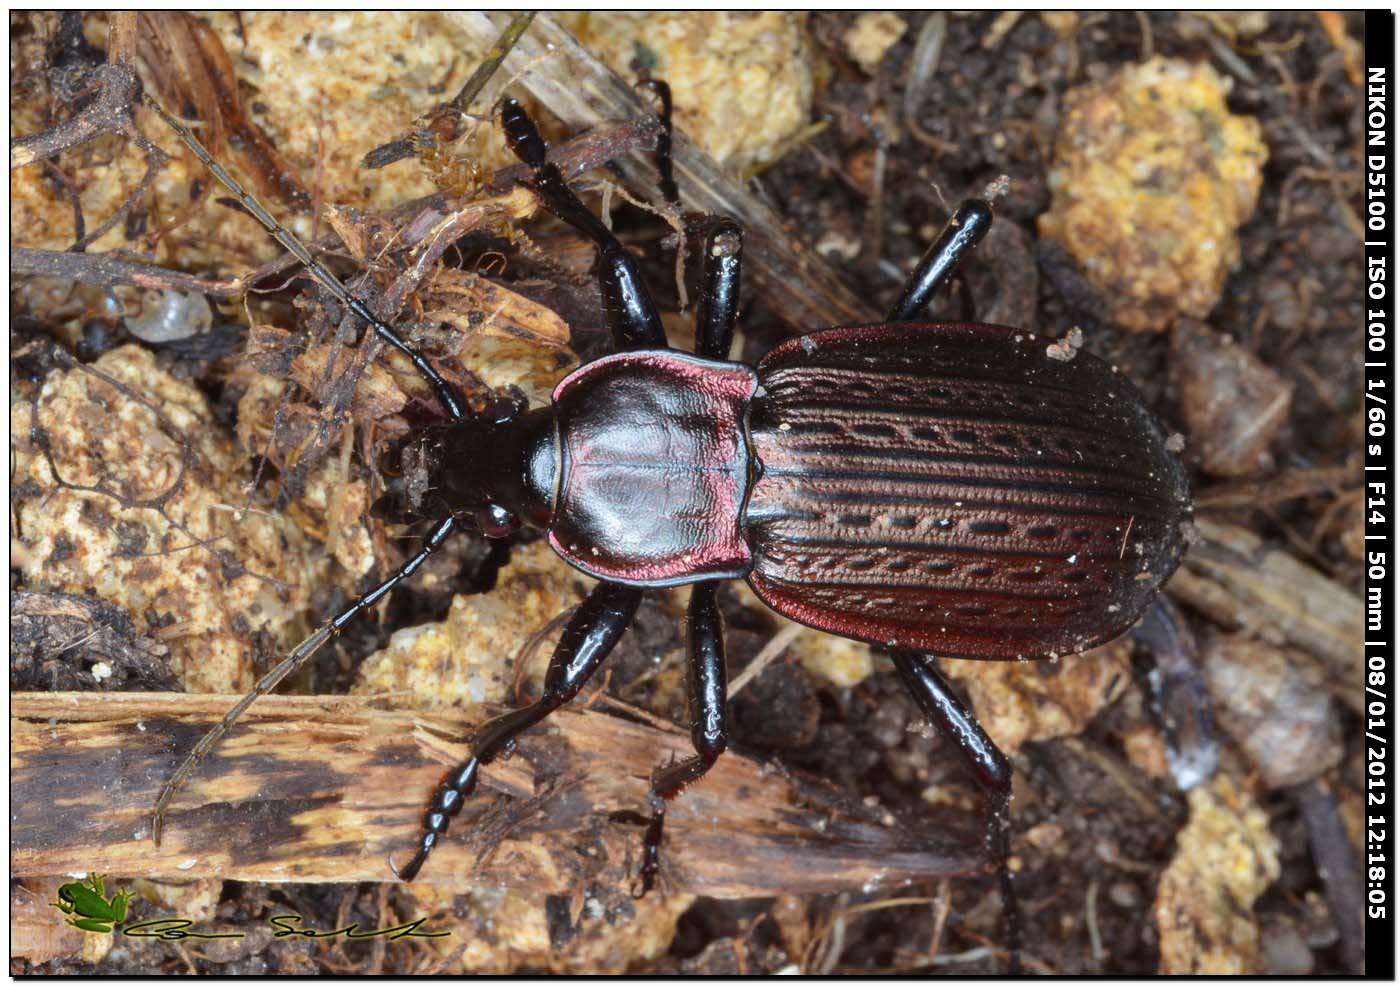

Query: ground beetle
<box><xmin>148</xmin><ymin>83</ymin><xmax>1192</xmax><ymax>967</ymax></box>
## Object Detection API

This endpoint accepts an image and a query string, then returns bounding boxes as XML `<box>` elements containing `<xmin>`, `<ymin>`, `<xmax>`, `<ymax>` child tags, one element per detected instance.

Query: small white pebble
<box><xmin>983</xmin><ymin>174</ymin><xmax>1012</xmax><ymax>200</ymax></box>
<box><xmin>815</xmin><ymin>230</ymin><xmax>861</xmax><ymax>262</ymax></box>
<box><xmin>91</xmin><ymin>661</ymin><xmax>113</xmax><ymax>682</ymax></box>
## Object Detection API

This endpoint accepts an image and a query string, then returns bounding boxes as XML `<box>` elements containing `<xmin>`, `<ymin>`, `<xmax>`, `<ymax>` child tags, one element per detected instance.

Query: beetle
<box><xmin>146</xmin><ymin>82</ymin><xmax>1191</xmax><ymax>966</ymax></box>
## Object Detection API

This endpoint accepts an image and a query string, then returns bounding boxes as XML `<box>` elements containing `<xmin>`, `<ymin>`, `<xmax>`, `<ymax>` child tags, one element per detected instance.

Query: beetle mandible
<box><xmin>147</xmin><ymin>82</ymin><xmax>1192</xmax><ymax>966</ymax></box>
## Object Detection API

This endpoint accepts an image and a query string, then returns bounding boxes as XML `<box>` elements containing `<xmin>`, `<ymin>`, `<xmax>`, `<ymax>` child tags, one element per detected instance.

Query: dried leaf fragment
<box><xmin>425</xmin><ymin>268</ymin><xmax>572</xmax><ymax>347</ymax></box>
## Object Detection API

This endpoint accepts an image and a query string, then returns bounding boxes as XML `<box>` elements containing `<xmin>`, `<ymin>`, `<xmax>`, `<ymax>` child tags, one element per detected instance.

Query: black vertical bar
<box><xmin>1365</xmin><ymin>10</ymin><xmax>1395</xmax><ymax>981</ymax></box>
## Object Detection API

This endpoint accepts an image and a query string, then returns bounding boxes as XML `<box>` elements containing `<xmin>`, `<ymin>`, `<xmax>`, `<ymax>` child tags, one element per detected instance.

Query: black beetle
<box><xmin>147</xmin><ymin>84</ymin><xmax>1191</xmax><ymax>967</ymax></box>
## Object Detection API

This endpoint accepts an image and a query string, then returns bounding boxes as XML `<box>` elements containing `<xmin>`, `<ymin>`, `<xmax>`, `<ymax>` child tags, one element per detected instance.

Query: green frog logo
<box><xmin>50</xmin><ymin>873</ymin><xmax>132</xmax><ymax>934</ymax></box>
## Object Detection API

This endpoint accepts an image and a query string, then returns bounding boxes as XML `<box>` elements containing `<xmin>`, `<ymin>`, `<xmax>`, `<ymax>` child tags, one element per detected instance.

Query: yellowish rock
<box><xmin>355</xmin><ymin>540</ymin><xmax>593</xmax><ymax>708</ymax></box>
<box><xmin>787</xmin><ymin>629</ymin><xmax>875</xmax><ymax>690</ymax></box>
<box><xmin>456</xmin><ymin>334</ymin><xmax>580</xmax><ymax>409</ymax></box>
<box><xmin>1156</xmin><ymin>775</ymin><xmax>1281</xmax><ymax>973</ymax></box>
<box><xmin>557</xmin><ymin>12</ymin><xmax>814</xmax><ymax>170</ymax></box>
<box><xmin>843</xmin><ymin>12</ymin><xmax>907</xmax><ymax>73</ymax></box>
<box><xmin>942</xmin><ymin>639</ymin><xmax>1133</xmax><ymax>754</ymax></box>
<box><xmin>407</xmin><ymin>884</ymin><xmax>691</xmax><ymax>974</ymax></box>
<box><xmin>12</xmin><ymin>13</ymin><xmax>508</xmax><ymax>269</ymax></box>
<box><xmin>1038</xmin><ymin>57</ymin><xmax>1267</xmax><ymax>333</ymax></box>
<box><xmin>11</xmin><ymin>345</ymin><xmax>327</xmax><ymax>694</ymax></box>
<box><xmin>293</xmin><ymin>464</ymin><xmax>376</xmax><ymax>580</ymax></box>
<box><xmin>191</xmin><ymin>12</ymin><xmax>516</xmax><ymax>214</ymax></box>
<box><xmin>132</xmin><ymin>878</ymin><xmax>223</xmax><ymax>925</ymax></box>
<box><xmin>1039</xmin><ymin>11</ymin><xmax>1079</xmax><ymax>38</ymax></box>
<box><xmin>1122</xmin><ymin>723</ymin><xmax>1170</xmax><ymax>780</ymax></box>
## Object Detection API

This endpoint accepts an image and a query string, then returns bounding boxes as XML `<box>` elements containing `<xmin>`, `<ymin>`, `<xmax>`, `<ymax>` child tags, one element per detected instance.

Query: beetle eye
<box><xmin>474</xmin><ymin>504</ymin><xmax>520</xmax><ymax>539</ymax></box>
<box><xmin>480</xmin><ymin>387</ymin><xmax>528</xmax><ymax>425</ymax></box>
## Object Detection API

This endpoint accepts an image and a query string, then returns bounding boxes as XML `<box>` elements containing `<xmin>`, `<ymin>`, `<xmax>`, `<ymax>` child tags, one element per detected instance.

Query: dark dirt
<box><xmin>10</xmin><ymin>10</ymin><xmax>1365</xmax><ymax>976</ymax></box>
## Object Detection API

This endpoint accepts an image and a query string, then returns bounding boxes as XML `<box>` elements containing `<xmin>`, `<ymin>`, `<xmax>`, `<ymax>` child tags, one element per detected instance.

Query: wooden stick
<box><xmin>12</xmin><ymin>692</ymin><xmax>980</xmax><ymax>895</ymax></box>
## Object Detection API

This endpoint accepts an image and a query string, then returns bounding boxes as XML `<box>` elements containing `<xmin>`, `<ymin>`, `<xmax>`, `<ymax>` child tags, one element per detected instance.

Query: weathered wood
<box><xmin>1168</xmin><ymin>518</ymin><xmax>1363</xmax><ymax>710</ymax></box>
<box><xmin>12</xmin><ymin>692</ymin><xmax>980</xmax><ymax>895</ymax></box>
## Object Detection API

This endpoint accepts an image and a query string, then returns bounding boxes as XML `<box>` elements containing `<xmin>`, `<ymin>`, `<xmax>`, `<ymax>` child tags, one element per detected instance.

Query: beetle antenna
<box><xmin>142</xmin><ymin>95</ymin><xmax>468</xmax><ymax>421</ymax></box>
<box><xmin>152</xmin><ymin>516</ymin><xmax>458</xmax><ymax>845</ymax></box>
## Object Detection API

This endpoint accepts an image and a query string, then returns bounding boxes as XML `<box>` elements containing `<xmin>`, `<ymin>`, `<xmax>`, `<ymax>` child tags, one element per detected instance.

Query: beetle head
<box><xmin>376</xmin><ymin>395</ymin><xmax>552</xmax><ymax>538</ymax></box>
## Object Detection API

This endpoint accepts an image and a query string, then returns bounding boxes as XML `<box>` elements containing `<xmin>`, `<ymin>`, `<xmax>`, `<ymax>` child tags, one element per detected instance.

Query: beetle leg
<box><xmin>637</xmin><ymin>580</ymin><xmax>728</xmax><ymax>896</ymax></box>
<box><xmin>886</xmin><ymin>199</ymin><xmax>994</xmax><ymax>323</ymax></box>
<box><xmin>499</xmin><ymin>97</ymin><xmax>668</xmax><ymax>352</ymax></box>
<box><xmin>636</xmin><ymin>78</ymin><xmax>678</xmax><ymax>206</ymax></box>
<box><xmin>692</xmin><ymin>219</ymin><xmax>743</xmax><ymax>361</ymax></box>
<box><xmin>396</xmin><ymin>580</ymin><xmax>643</xmax><ymax>881</ymax></box>
<box><xmin>888</xmin><ymin>649</ymin><xmax>1023</xmax><ymax>973</ymax></box>
<box><xmin>636</xmin><ymin>79</ymin><xmax>743</xmax><ymax>363</ymax></box>
<box><xmin>634</xmin><ymin>78</ymin><xmax>745</xmax><ymax>362</ymax></box>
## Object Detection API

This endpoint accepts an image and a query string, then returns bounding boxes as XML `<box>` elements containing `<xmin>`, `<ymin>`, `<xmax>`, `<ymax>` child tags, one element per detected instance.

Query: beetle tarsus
<box><xmin>396</xmin><ymin>581</ymin><xmax>643</xmax><ymax>881</ymax></box>
<box><xmin>636</xmin><ymin>78</ymin><xmax>678</xmax><ymax>206</ymax></box>
<box><xmin>635</xmin><ymin>581</ymin><xmax>728</xmax><ymax>896</ymax></box>
<box><xmin>889</xmin><ymin>649</ymin><xmax>1023</xmax><ymax>973</ymax></box>
<box><xmin>498</xmin><ymin>97</ymin><xmax>548</xmax><ymax>168</ymax></box>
